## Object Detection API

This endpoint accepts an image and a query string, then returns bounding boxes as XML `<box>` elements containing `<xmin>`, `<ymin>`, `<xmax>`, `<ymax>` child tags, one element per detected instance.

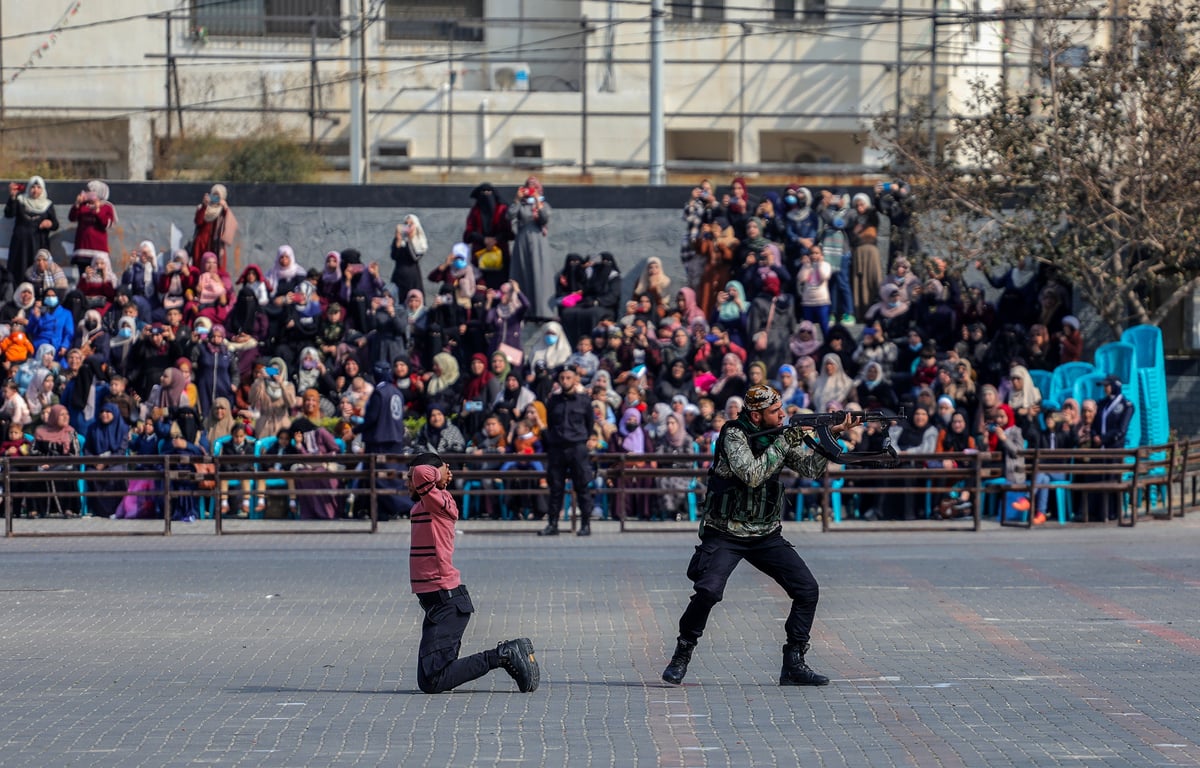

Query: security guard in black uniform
<box><xmin>662</xmin><ymin>384</ymin><xmax>857</xmax><ymax>686</ymax></box>
<box><xmin>539</xmin><ymin>365</ymin><xmax>595</xmax><ymax>537</ymax></box>
<box><xmin>356</xmin><ymin>377</ymin><xmax>407</xmax><ymax>520</ymax></box>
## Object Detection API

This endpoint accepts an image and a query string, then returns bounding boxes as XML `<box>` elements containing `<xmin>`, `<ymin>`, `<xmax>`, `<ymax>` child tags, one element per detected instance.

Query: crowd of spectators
<box><xmin>0</xmin><ymin>175</ymin><xmax>1126</xmax><ymax>525</ymax></box>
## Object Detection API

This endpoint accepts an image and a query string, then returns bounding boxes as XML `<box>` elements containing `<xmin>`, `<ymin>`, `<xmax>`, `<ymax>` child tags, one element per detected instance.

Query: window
<box><xmin>192</xmin><ymin>0</ymin><xmax>340</xmax><ymax>38</ymax></box>
<box><xmin>699</xmin><ymin>0</ymin><xmax>725</xmax><ymax>21</ymax></box>
<box><xmin>803</xmin><ymin>0</ymin><xmax>826</xmax><ymax>21</ymax></box>
<box><xmin>668</xmin><ymin>0</ymin><xmax>724</xmax><ymax>22</ymax></box>
<box><xmin>385</xmin><ymin>1</ymin><xmax>484</xmax><ymax>43</ymax></box>
<box><xmin>774</xmin><ymin>0</ymin><xmax>797</xmax><ymax>20</ymax></box>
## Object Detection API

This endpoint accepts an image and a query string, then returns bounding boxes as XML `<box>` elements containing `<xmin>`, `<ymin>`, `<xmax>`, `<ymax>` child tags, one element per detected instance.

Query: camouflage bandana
<box><xmin>743</xmin><ymin>384</ymin><xmax>782</xmax><ymax>412</ymax></box>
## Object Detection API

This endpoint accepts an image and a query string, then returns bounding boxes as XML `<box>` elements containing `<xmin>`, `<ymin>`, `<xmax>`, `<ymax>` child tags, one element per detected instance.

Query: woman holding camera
<box><xmin>67</xmin><ymin>180</ymin><xmax>117</xmax><ymax>274</ymax></box>
<box><xmin>190</xmin><ymin>184</ymin><xmax>238</xmax><ymax>272</ymax></box>
<box><xmin>6</xmin><ymin>176</ymin><xmax>59</xmax><ymax>287</ymax></box>
<box><xmin>508</xmin><ymin>176</ymin><xmax>553</xmax><ymax>317</ymax></box>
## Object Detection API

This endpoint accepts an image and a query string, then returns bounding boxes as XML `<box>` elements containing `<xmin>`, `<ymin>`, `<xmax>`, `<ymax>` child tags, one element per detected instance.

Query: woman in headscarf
<box><xmin>194</xmin><ymin>323</ymin><xmax>238</xmax><ymax>416</ymax></box>
<box><xmin>248</xmin><ymin>357</ymin><xmax>296</xmax><ymax>441</ymax></box>
<box><xmin>389</xmin><ymin>213</ymin><xmax>428</xmax><ymax>297</ymax></box>
<box><xmin>204</xmin><ymin>396</ymin><xmax>237</xmax><ymax>447</ymax></box>
<box><xmin>708</xmin><ymin>352</ymin><xmax>747</xmax><ymax>410</ymax></box>
<box><xmin>653</xmin><ymin>358</ymin><xmax>695</xmax><ymax>405</ymax></box>
<box><xmin>190</xmin><ymin>183</ymin><xmax>238</xmax><ymax>271</ymax></box>
<box><xmin>486</xmin><ymin>279</ymin><xmax>530</xmax><ymax>361</ymax></box>
<box><xmin>424</xmin><ymin>352</ymin><xmax>462</xmax><ymax>402</ymax></box>
<box><xmin>5</xmin><ymin>176</ymin><xmax>59</xmax><ymax>285</ymax></box>
<box><xmin>643</xmin><ymin>401</ymin><xmax>673</xmax><ymax>444</ymax></box>
<box><xmin>63</xmin><ymin>353</ymin><xmax>108</xmax><ymax>436</ymax></box>
<box><xmin>316</xmin><ymin>251</ymin><xmax>344</xmax><ymax>308</ymax></box>
<box><xmin>884</xmin><ymin>405</ymin><xmax>939</xmax><ymax>520</ymax></box>
<box><xmin>83</xmin><ymin>402</ymin><xmax>130</xmax><ymax>518</ymax></box>
<box><xmin>457</xmin><ymin>353</ymin><xmax>494</xmax><ymax>436</ymax></box>
<box><xmin>853</xmin><ymin>360</ymin><xmax>898</xmax><ymax>412</ymax></box>
<box><xmin>462</xmin><ymin>182</ymin><xmax>514</xmax><ymax>286</ymax></box>
<box><xmin>235</xmin><ymin>264</ymin><xmax>269</xmax><ymax>307</ymax></box>
<box><xmin>401</xmin><ymin>289</ymin><xmax>430</xmax><ymax>370</ymax></box>
<box><xmin>283</xmin><ymin>417</ymin><xmax>341</xmax><ymax>520</ymax></box>
<box><xmin>777</xmin><ymin>363</ymin><xmax>809</xmax><ymax>411</ymax></box>
<box><xmin>265</xmin><ymin>245</ymin><xmax>308</xmax><ymax>298</ymax></box>
<box><xmin>24</xmin><ymin>249</ymin><xmax>69</xmax><ymax>299</ymax></box>
<box><xmin>670</xmin><ymin>286</ymin><xmax>707</xmax><ymax>330</ymax></box>
<box><xmin>849</xmin><ymin>193</ymin><xmax>882</xmax><ymax>317</ymax></box>
<box><xmin>526</xmin><ymin>320</ymin><xmax>572</xmax><ymax>372</ymax></box>
<box><xmin>67</xmin><ymin>180</ymin><xmax>117</xmax><ymax>273</ymax></box>
<box><xmin>862</xmin><ymin>283</ymin><xmax>912</xmax><ymax>343</ymax></box>
<box><xmin>810</xmin><ymin>352</ymin><xmax>855</xmax><ymax>413</ymax></box>
<box><xmin>31</xmin><ymin>404</ymin><xmax>81</xmax><ymax>517</ymax></box>
<box><xmin>656</xmin><ymin>411</ymin><xmax>696</xmax><ymax>521</ymax></box>
<box><xmin>73</xmin><ymin>309</ymin><xmax>110</xmax><ymax>362</ymax></box>
<box><xmin>508</xmin><ymin>175</ymin><xmax>554</xmax><ymax>316</ymax></box>
<box><xmin>490</xmin><ymin>371</ymin><xmax>536</xmax><ymax>429</ymax></box>
<box><xmin>121</xmin><ymin>241</ymin><xmax>161</xmax><ymax>305</ymax></box>
<box><xmin>195</xmin><ymin>252</ymin><xmax>233</xmax><ymax>325</ymax></box>
<box><xmin>590</xmin><ymin>368</ymin><xmax>623</xmax><ymax>414</ymax></box>
<box><xmin>1006</xmin><ymin>363</ymin><xmax>1042</xmax><ymax>440</ymax></box>
<box><xmin>78</xmin><ymin>254</ymin><xmax>117</xmax><ymax>315</ymax></box>
<box><xmin>712</xmin><ymin>279</ymin><xmax>748</xmax><ymax>348</ymax></box>
<box><xmin>615</xmin><ymin>406</ymin><xmax>656</xmax><ymax>520</ymax></box>
<box><xmin>632</xmin><ymin>256</ymin><xmax>672</xmax><ymax>318</ymax></box>
<box><xmin>412</xmin><ymin>402</ymin><xmax>467</xmax><ymax>455</ymax></box>
<box><xmin>157</xmin><ymin>249</ymin><xmax>196</xmax><ymax>318</ymax></box>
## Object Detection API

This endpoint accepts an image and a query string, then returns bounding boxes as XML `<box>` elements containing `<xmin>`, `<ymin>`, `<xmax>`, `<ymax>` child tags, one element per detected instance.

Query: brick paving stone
<box><xmin>0</xmin><ymin>517</ymin><xmax>1199</xmax><ymax>766</ymax></box>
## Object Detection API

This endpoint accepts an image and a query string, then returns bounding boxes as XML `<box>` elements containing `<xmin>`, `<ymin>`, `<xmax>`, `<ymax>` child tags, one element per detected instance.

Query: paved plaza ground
<box><xmin>1</xmin><ymin>517</ymin><xmax>1199</xmax><ymax>767</ymax></box>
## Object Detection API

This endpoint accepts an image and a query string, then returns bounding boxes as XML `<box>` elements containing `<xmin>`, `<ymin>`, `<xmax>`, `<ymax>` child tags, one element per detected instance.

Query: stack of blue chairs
<box><xmin>1122</xmin><ymin>325</ymin><xmax>1171</xmax><ymax>507</ymax></box>
<box><xmin>1049</xmin><ymin>361</ymin><xmax>1095</xmax><ymax>405</ymax></box>
<box><xmin>1093</xmin><ymin>341</ymin><xmax>1141</xmax><ymax>449</ymax></box>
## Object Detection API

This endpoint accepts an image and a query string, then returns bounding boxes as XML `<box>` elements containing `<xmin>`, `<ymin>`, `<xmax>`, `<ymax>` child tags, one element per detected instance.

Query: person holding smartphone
<box><xmin>5</xmin><ymin>176</ymin><xmax>59</xmax><ymax>287</ymax></box>
<box><xmin>67</xmin><ymin>180</ymin><xmax>116</xmax><ymax>275</ymax></box>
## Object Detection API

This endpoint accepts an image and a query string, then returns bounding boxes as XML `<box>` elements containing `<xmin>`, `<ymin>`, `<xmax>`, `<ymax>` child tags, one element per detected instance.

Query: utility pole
<box><xmin>928</xmin><ymin>5</ymin><xmax>938</xmax><ymax>163</ymax></box>
<box><xmin>648</xmin><ymin>0</ymin><xmax>665</xmax><ymax>186</ymax></box>
<box><xmin>349</xmin><ymin>0</ymin><xmax>365</xmax><ymax>184</ymax></box>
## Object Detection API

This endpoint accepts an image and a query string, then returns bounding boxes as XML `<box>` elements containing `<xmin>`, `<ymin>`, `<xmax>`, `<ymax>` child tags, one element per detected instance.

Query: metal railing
<box><xmin>0</xmin><ymin>442</ymin><xmax>1188</xmax><ymax>538</ymax></box>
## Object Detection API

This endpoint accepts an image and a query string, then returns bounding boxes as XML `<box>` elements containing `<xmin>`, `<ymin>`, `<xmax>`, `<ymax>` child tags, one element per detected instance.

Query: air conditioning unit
<box><xmin>490</xmin><ymin>62</ymin><xmax>531</xmax><ymax>92</ymax></box>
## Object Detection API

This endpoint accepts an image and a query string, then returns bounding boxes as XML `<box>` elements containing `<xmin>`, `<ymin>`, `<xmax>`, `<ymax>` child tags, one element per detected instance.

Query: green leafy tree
<box><xmin>875</xmin><ymin>0</ymin><xmax>1200</xmax><ymax>334</ymax></box>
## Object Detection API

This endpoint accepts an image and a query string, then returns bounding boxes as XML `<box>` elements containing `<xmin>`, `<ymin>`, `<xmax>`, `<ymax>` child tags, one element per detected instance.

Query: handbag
<box><xmin>193</xmin><ymin>462</ymin><xmax>217</xmax><ymax>491</ymax></box>
<box><xmin>498</xmin><ymin>342</ymin><xmax>524</xmax><ymax>367</ymax></box>
<box><xmin>475</xmin><ymin>246</ymin><xmax>503</xmax><ymax>270</ymax></box>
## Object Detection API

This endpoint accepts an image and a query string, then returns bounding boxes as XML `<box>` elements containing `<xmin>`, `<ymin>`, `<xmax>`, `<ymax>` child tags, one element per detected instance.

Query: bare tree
<box><xmin>875</xmin><ymin>0</ymin><xmax>1200</xmax><ymax>335</ymax></box>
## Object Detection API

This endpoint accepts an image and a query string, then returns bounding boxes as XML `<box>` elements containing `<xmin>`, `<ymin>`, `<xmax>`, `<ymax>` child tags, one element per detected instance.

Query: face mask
<box><xmin>887</xmin><ymin>301</ymin><xmax>899</xmax><ymax>309</ymax></box>
<box><xmin>452</xmin><ymin>257</ymin><xmax>468</xmax><ymax>270</ymax></box>
<box><xmin>44</xmin><ymin>297</ymin><xmax>58</xmax><ymax>308</ymax></box>
<box><xmin>525</xmin><ymin>197</ymin><xmax>537</xmax><ymax>206</ymax></box>
<box><xmin>195</xmin><ymin>329</ymin><xmax>210</xmax><ymax>338</ymax></box>
<box><xmin>302</xmin><ymin>359</ymin><xmax>318</xmax><ymax>370</ymax></box>
<box><xmin>909</xmin><ymin>342</ymin><xmax>922</xmax><ymax>351</ymax></box>
<box><xmin>785</xmin><ymin>195</ymin><xmax>798</xmax><ymax>205</ymax></box>
<box><xmin>545</xmin><ymin>334</ymin><xmax>559</xmax><ymax>346</ymax></box>
<box><xmin>85</xmin><ymin>319</ymin><xmax>98</xmax><ymax>330</ymax></box>
<box><xmin>118</xmin><ymin>327</ymin><xmax>133</xmax><ymax>339</ymax></box>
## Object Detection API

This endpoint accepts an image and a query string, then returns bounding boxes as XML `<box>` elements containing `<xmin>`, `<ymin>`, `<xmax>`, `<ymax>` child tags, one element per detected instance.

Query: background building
<box><xmin>1</xmin><ymin>0</ymin><xmax>1032</xmax><ymax>183</ymax></box>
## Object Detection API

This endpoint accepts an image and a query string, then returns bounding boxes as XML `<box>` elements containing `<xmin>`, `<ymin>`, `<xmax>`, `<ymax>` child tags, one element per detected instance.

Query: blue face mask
<box><xmin>452</xmin><ymin>257</ymin><xmax>468</xmax><ymax>270</ymax></box>
<box><xmin>44</xmin><ymin>297</ymin><xmax>58</xmax><ymax>308</ymax></box>
<box><xmin>909</xmin><ymin>342</ymin><xmax>922</xmax><ymax>351</ymax></box>
<box><xmin>119</xmin><ymin>327</ymin><xmax>133</xmax><ymax>339</ymax></box>
<box><xmin>545</xmin><ymin>334</ymin><xmax>559</xmax><ymax>346</ymax></box>
<box><xmin>785</xmin><ymin>195</ymin><xmax>798</xmax><ymax>205</ymax></box>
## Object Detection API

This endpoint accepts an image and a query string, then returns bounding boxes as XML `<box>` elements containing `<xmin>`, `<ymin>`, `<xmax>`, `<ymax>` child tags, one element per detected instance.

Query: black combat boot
<box><xmin>661</xmin><ymin>639</ymin><xmax>696</xmax><ymax>685</ymax></box>
<box><xmin>497</xmin><ymin>638</ymin><xmax>540</xmax><ymax>692</ymax></box>
<box><xmin>538</xmin><ymin>521</ymin><xmax>559</xmax><ymax>536</ymax></box>
<box><xmin>779</xmin><ymin>643</ymin><xmax>829</xmax><ymax>686</ymax></box>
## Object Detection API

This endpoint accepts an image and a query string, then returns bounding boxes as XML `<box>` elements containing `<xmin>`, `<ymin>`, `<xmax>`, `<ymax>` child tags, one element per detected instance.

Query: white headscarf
<box><xmin>18</xmin><ymin>176</ymin><xmax>51</xmax><ymax>215</ymax></box>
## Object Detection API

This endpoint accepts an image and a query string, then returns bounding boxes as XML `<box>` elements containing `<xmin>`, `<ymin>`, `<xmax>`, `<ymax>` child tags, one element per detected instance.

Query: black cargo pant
<box><xmin>416</xmin><ymin>586</ymin><xmax>492</xmax><ymax>693</ymax></box>
<box><xmin>546</xmin><ymin>442</ymin><xmax>594</xmax><ymax>524</ymax></box>
<box><xmin>676</xmin><ymin>527</ymin><xmax>820</xmax><ymax>647</ymax></box>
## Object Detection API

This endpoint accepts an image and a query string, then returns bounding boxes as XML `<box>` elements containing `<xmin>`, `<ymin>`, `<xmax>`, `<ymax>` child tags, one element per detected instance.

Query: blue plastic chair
<box><xmin>1121</xmin><ymin>324</ymin><xmax>1164</xmax><ymax>370</ymax></box>
<box><xmin>1049</xmin><ymin>362</ymin><xmax>1094</xmax><ymax>405</ymax></box>
<box><xmin>1028</xmin><ymin>369</ymin><xmax>1053</xmax><ymax>400</ymax></box>
<box><xmin>252</xmin><ymin>436</ymin><xmax>292</xmax><ymax>519</ymax></box>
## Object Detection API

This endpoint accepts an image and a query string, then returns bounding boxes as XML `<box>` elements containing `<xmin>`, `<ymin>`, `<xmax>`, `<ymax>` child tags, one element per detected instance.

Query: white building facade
<box><xmin>0</xmin><ymin>0</ymin><xmax>1022</xmax><ymax>182</ymax></box>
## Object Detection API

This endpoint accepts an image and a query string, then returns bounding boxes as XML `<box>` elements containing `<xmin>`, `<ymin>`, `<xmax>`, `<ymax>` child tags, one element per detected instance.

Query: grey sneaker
<box><xmin>497</xmin><ymin>638</ymin><xmax>540</xmax><ymax>692</ymax></box>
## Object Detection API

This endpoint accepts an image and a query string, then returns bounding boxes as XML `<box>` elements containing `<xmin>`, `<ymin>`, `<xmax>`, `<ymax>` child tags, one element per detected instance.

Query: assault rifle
<box><xmin>764</xmin><ymin>409</ymin><xmax>905</xmax><ymax>465</ymax></box>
